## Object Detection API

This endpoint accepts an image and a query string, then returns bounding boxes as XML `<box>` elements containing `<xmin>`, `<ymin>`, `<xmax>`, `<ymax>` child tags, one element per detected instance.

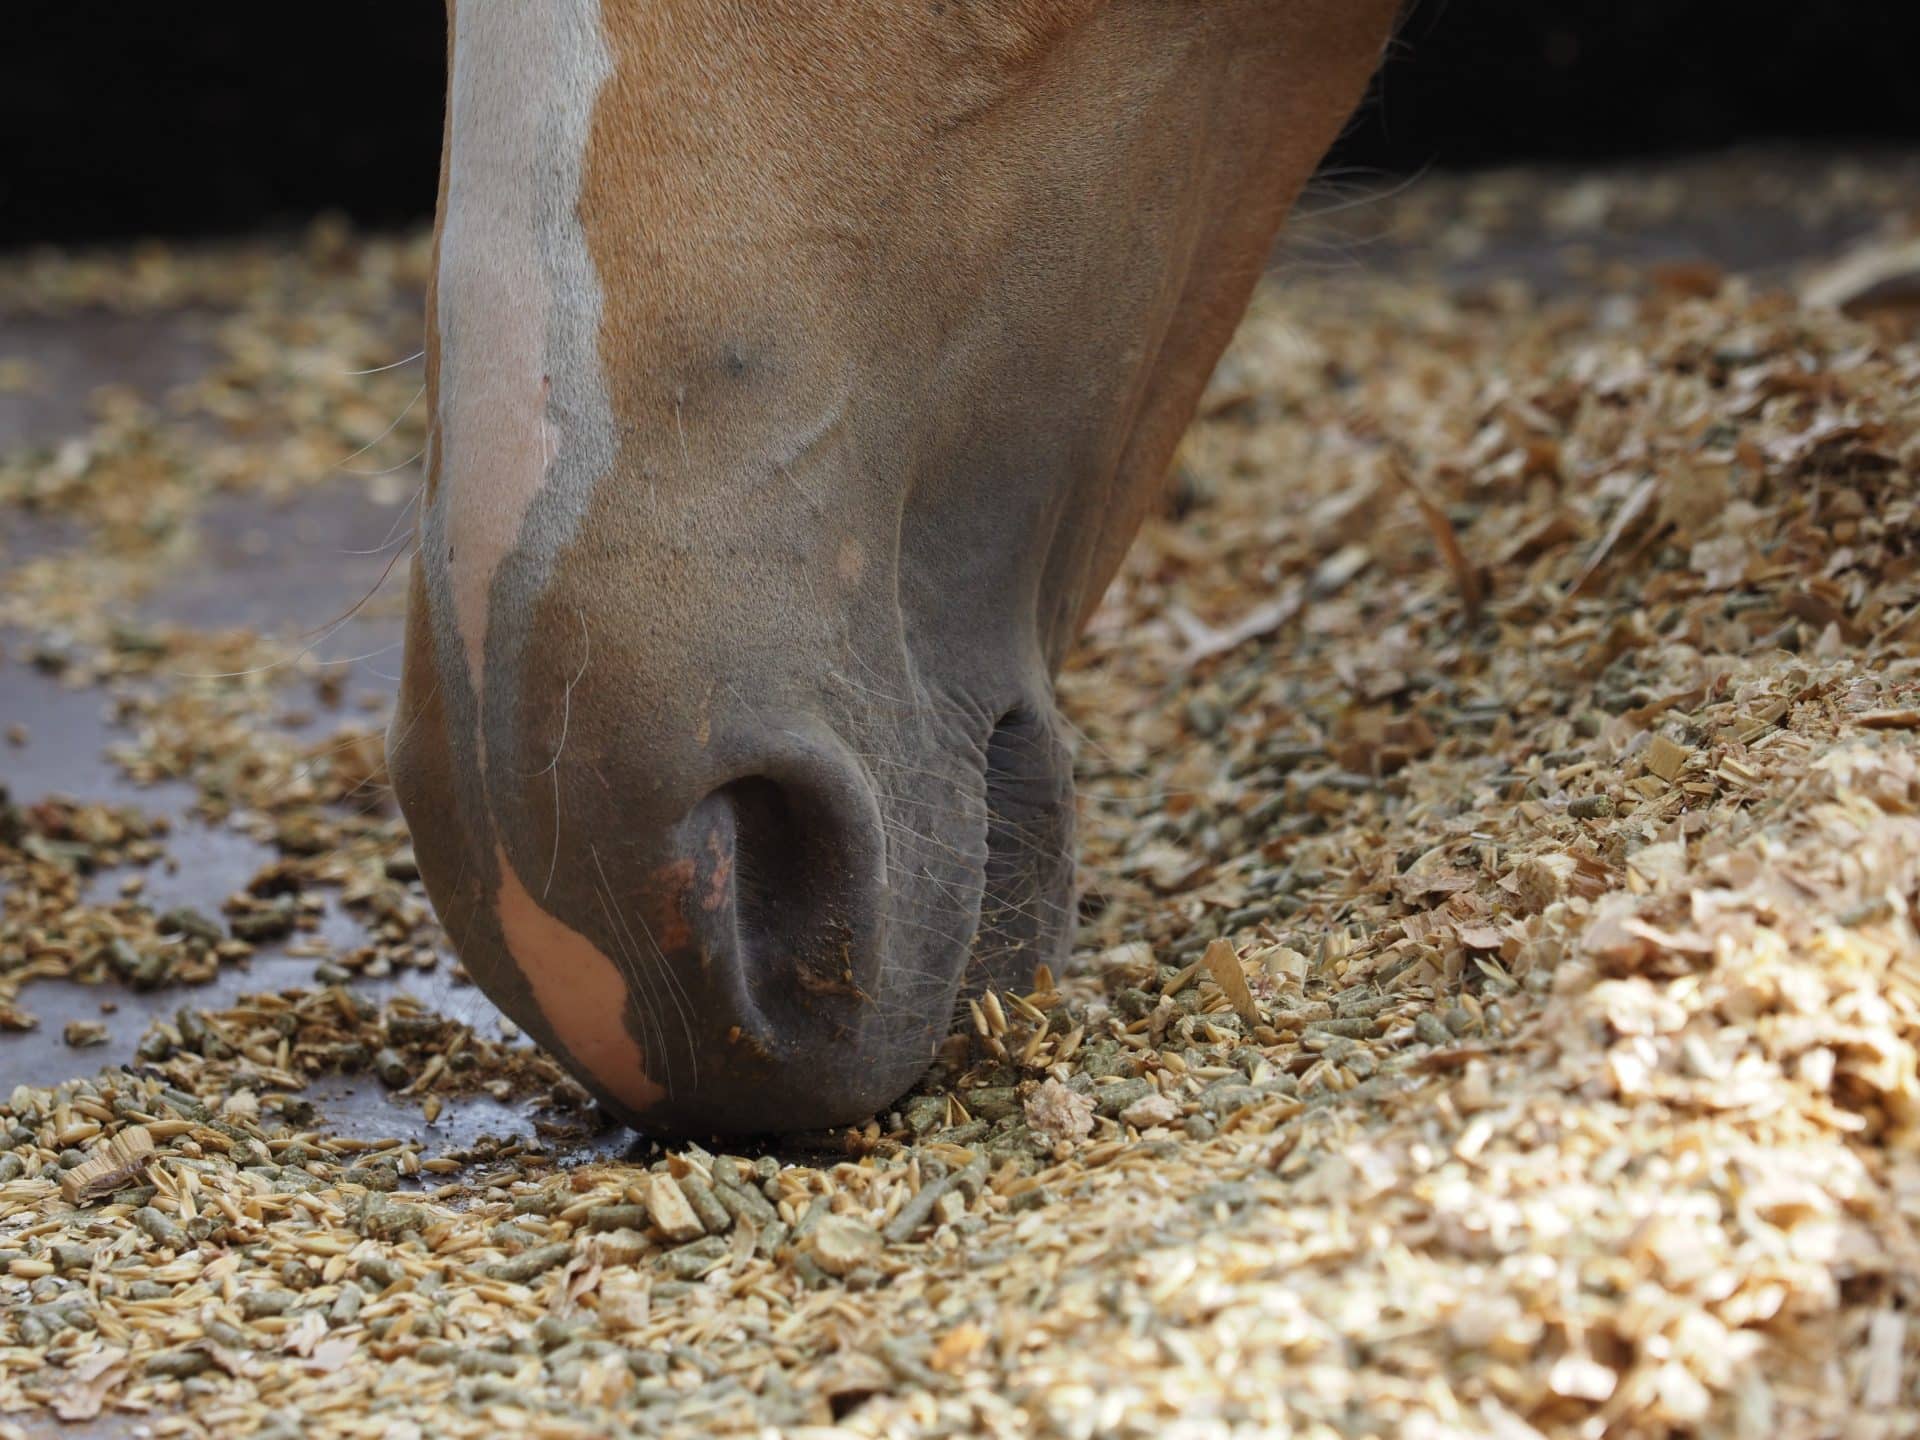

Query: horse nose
<box><xmin>502</xmin><ymin>723</ymin><xmax>901</xmax><ymax>1135</ymax></box>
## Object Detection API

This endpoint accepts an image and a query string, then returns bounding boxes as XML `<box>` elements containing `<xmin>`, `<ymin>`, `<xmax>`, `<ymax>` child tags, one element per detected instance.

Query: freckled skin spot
<box><xmin>492</xmin><ymin>844</ymin><xmax>666</xmax><ymax>1114</ymax></box>
<box><xmin>702</xmin><ymin>829</ymin><xmax>732</xmax><ymax>913</ymax></box>
<box><xmin>641</xmin><ymin>857</ymin><xmax>698</xmax><ymax>955</ymax></box>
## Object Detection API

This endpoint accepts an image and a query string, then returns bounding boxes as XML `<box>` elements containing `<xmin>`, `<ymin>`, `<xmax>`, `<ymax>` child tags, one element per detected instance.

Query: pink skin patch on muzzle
<box><xmin>491</xmin><ymin>844</ymin><xmax>666</xmax><ymax>1114</ymax></box>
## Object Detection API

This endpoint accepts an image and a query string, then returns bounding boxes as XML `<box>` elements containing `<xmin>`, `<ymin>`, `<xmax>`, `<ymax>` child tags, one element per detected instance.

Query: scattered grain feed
<box><xmin>2</xmin><ymin>154</ymin><xmax>1918</xmax><ymax>1436</ymax></box>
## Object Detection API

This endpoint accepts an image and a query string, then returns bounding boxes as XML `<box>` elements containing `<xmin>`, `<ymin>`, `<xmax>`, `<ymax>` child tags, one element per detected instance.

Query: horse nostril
<box><xmin>693</xmin><ymin>772</ymin><xmax>872</xmax><ymax>1019</ymax></box>
<box><xmin>707</xmin><ymin>776</ymin><xmax>804</xmax><ymax>951</ymax></box>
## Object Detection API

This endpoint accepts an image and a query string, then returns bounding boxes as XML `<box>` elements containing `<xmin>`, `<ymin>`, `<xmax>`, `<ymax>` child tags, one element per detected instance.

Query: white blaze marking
<box><xmin>434</xmin><ymin>5</ymin><xmax>643</xmax><ymax>1084</ymax></box>
<box><xmin>436</xmin><ymin>0</ymin><xmax>612</xmax><ymax>703</ymax></box>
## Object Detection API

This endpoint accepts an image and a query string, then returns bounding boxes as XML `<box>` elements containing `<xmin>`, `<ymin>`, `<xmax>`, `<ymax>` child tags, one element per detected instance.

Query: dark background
<box><xmin>6</xmin><ymin>1</ymin><xmax>1919</xmax><ymax>248</ymax></box>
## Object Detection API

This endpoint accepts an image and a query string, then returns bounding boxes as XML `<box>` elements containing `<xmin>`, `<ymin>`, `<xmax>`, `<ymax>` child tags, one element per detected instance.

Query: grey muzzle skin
<box><xmin>390</xmin><ymin>564</ymin><xmax>1078</xmax><ymax>1136</ymax></box>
